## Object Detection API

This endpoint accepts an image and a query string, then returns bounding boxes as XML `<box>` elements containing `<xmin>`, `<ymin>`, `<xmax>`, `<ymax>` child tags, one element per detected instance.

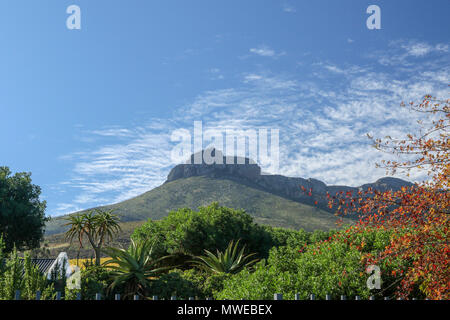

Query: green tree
<box><xmin>0</xmin><ymin>235</ymin><xmax>6</xmax><ymax>274</ymax></box>
<box><xmin>132</xmin><ymin>203</ymin><xmax>274</xmax><ymax>267</ymax></box>
<box><xmin>0</xmin><ymin>167</ymin><xmax>47</xmax><ymax>252</ymax></box>
<box><xmin>64</xmin><ymin>209</ymin><xmax>121</xmax><ymax>266</ymax></box>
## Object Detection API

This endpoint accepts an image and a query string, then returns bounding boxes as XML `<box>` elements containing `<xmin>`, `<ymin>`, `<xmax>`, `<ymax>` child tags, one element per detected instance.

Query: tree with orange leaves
<box><xmin>327</xmin><ymin>94</ymin><xmax>449</xmax><ymax>299</ymax></box>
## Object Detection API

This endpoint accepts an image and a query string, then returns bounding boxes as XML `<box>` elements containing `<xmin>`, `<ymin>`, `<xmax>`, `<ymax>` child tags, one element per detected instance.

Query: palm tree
<box><xmin>102</xmin><ymin>239</ymin><xmax>171</xmax><ymax>299</ymax></box>
<box><xmin>191</xmin><ymin>240</ymin><xmax>259</xmax><ymax>274</ymax></box>
<box><xmin>64</xmin><ymin>214</ymin><xmax>86</xmax><ymax>249</ymax></box>
<box><xmin>90</xmin><ymin>209</ymin><xmax>121</xmax><ymax>261</ymax></box>
<box><xmin>64</xmin><ymin>209</ymin><xmax>121</xmax><ymax>266</ymax></box>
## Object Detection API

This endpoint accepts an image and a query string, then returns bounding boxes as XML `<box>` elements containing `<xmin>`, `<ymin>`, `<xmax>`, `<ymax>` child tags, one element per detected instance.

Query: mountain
<box><xmin>45</xmin><ymin>149</ymin><xmax>413</xmax><ymax>236</ymax></box>
<box><xmin>165</xmin><ymin>149</ymin><xmax>413</xmax><ymax>212</ymax></box>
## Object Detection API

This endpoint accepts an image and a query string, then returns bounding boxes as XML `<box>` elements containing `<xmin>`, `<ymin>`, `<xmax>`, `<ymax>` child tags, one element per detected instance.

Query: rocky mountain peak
<box><xmin>165</xmin><ymin>150</ymin><xmax>414</xmax><ymax>208</ymax></box>
<box><xmin>166</xmin><ymin>149</ymin><xmax>261</xmax><ymax>182</ymax></box>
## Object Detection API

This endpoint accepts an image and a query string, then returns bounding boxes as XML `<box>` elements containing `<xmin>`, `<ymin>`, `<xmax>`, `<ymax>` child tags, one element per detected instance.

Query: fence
<box><xmin>12</xmin><ymin>290</ymin><xmax>426</xmax><ymax>300</ymax></box>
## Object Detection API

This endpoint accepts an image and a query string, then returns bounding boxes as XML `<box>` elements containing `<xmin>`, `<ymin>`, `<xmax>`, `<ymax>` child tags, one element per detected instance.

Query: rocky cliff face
<box><xmin>165</xmin><ymin>149</ymin><xmax>413</xmax><ymax>210</ymax></box>
<box><xmin>167</xmin><ymin>149</ymin><xmax>261</xmax><ymax>181</ymax></box>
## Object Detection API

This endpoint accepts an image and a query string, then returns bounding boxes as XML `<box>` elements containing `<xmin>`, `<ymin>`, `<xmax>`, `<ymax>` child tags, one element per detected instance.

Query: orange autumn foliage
<box><xmin>327</xmin><ymin>95</ymin><xmax>449</xmax><ymax>299</ymax></box>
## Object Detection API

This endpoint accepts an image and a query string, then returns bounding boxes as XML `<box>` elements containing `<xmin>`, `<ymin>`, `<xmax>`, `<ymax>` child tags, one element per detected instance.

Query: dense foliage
<box><xmin>0</xmin><ymin>216</ymin><xmax>425</xmax><ymax>300</ymax></box>
<box><xmin>0</xmin><ymin>167</ymin><xmax>47</xmax><ymax>252</ymax></box>
<box><xmin>149</xmin><ymin>268</ymin><xmax>230</xmax><ymax>300</ymax></box>
<box><xmin>216</xmin><ymin>228</ymin><xmax>383</xmax><ymax>300</ymax></box>
<box><xmin>65</xmin><ymin>264</ymin><xmax>112</xmax><ymax>300</ymax></box>
<box><xmin>132</xmin><ymin>203</ymin><xmax>275</xmax><ymax>263</ymax></box>
<box><xmin>0</xmin><ymin>237</ymin><xmax>55</xmax><ymax>300</ymax></box>
<box><xmin>215</xmin><ymin>227</ymin><xmax>409</xmax><ymax>300</ymax></box>
<box><xmin>62</xmin><ymin>205</ymin><xmax>344</xmax><ymax>300</ymax></box>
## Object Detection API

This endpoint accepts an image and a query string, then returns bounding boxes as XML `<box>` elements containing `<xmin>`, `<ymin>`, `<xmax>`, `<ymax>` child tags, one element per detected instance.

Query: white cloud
<box><xmin>402</xmin><ymin>42</ymin><xmax>433</xmax><ymax>57</ymax></box>
<box><xmin>90</xmin><ymin>128</ymin><xmax>133</xmax><ymax>138</ymax></box>
<box><xmin>243</xmin><ymin>73</ymin><xmax>298</xmax><ymax>90</ymax></box>
<box><xmin>324</xmin><ymin>65</ymin><xmax>345</xmax><ymax>74</ymax></box>
<box><xmin>250</xmin><ymin>46</ymin><xmax>275</xmax><ymax>57</ymax></box>
<box><xmin>249</xmin><ymin>45</ymin><xmax>285</xmax><ymax>58</ymax></box>
<box><xmin>402</xmin><ymin>42</ymin><xmax>448</xmax><ymax>57</ymax></box>
<box><xmin>376</xmin><ymin>40</ymin><xmax>450</xmax><ymax>66</ymax></box>
<box><xmin>55</xmin><ymin>40</ymin><xmax>449</xmax><ymax>215</ymax></box>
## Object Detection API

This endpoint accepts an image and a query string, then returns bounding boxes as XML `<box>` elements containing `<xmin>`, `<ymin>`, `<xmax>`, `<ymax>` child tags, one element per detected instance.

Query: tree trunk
<box><xmin>86</xmin><ymin>232</ymin><xmax>102</xmax><ymax>266</ymax></box>
<box><xmin>94</xmin><ymin>247</ymin><xmax>101</xmax><ymax>266</ymax></box>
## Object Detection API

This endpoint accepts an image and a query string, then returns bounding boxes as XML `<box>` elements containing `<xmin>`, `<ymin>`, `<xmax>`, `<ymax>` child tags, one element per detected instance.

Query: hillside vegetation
<box><xmin>46</xmin><ymin>176</ymin><xmax>345</xmax><ymax>236</ymax></box>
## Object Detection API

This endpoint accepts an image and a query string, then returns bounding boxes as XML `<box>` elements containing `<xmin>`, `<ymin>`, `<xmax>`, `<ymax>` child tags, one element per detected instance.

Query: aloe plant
<box><xmin>102</xmin><ymin>239</ymin><xmax>171</xmax><ymax>298</ymax></box>
<box><xmin>192</xmin><ymin>240</ymin><xmax>259</xmax><ymax>275</ymax></box>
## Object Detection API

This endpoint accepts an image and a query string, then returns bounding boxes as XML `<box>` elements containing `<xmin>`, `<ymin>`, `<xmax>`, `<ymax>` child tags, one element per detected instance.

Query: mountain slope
<box><xmin>46</xmin><ymin>149</ymin><xmax>412</xmax><ymax>236</ymax></box>
<box><xmin>166</xmin><ymin>150</ymin><xmax>414</xmax><ymax>212</ymax></box>
<box><xmin>46</xmin><ymin>176</ymin><xmax>346</xmax><ymax>235</ymax></box>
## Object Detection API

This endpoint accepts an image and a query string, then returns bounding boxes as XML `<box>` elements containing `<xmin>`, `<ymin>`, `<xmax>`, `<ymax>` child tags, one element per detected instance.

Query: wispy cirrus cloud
<box><xmin>90</xmin><ymin>127</ymin><xmax>134</xmax><ymax>138</ymax></box>
<box><xmin>375</xmin><ymin>40</ymin><xmax>449</xmax><ymax>66</ymax></box>
<box><xmin>55</xmin><ymin>40</ymin><xmax>449</xmax><ymax>216</ymax></box>
<box><xmin>401</xmin><ymin>41</ymin><xmax>448</xmax><ymax>57</ymax></box>
<box><xmin>249</xmin><ymin>45</ymin><xmax>285</xmax><ymax>58</ymax></box>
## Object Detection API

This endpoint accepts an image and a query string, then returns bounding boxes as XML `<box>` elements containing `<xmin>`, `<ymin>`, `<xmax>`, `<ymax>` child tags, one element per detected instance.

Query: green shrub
<box><xmin>0</xmin><ymin>247</ymin><xmax>55</xmax><ymax>300</ymax></box>
<box><xmin>72</xmin><ymin>265</ymin><xmax>111</xmax><ymax>300</ymax></box>
<box><xmin>149</xmin><ymin>269</ymin><xmax>230</xmax><ymax>300</ymax></box>
<box><xmin>132</xmin><ymin>203</ymin><xmax>274</xmax><ymax>263</ymax></box>
<box><xmin>216</xmin><ymin>241</ymin><xmax>369</xmax><ymax>300</ymax></box>
<box><xmin>131</xmin><ymin>203</ymin><xmax>335</xmax><ymax>270</ymax></box>
<box><xmin>23</xmin><ymin>253</ymin><xmax>55</xmax><ymax>300</ymax></box>
<box><xmin>263</xmin><ymin>226</ymin><xmax>309</xmax><ymax>247</ymax></box>
<box><xmin>182</xmin><ymin>269</ymin><xmax>231</xmax><ymax>298</ymax></box>
<box><xmin>216</xmin><ymin>227</ymin><xmax>408</xmax><ymax>300</ymax></box>
<box><xmin>215</xmin><ymin>260</ymin><xmax>300</xmax><ymax>300</ymax></box>
<box><xmin>149</xmin><ymin>270</ymin><xmax>201</xmax><ymax>299</ymax></box>
<box><xmin>0</xmin><ymin>247</ymin><xmax>24</xmax><ymax>299</ymax></box>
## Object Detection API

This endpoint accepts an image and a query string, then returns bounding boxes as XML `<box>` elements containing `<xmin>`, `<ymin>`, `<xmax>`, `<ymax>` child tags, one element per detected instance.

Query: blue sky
<box><xmin>0</xmin><ymin>0</ymin><xmax>449</xmax><ymax>216</ymax></box>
